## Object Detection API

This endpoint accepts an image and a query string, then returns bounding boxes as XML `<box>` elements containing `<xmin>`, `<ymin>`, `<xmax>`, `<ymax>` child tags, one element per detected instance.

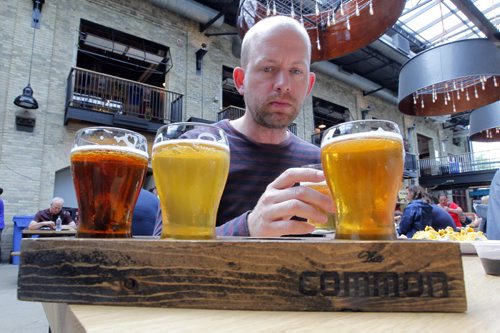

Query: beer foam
<box><xmin>321</xmin><ymin>129</ymin><xmax>402</xmax><ymax>148</ymax></box>
<box><xmin>153</xmin><ymin>139</ymin><xmax>229</xmax><ymax>151</ymax></box>
<box><xmin>71</xmin><ymin>144</ymin><xmax>149</xmax><ymax>159</ymax></box>
<box><xmin>300</xmin><ymin>181</ymin><xmax>327</xmax><ymax>186</ymax></box>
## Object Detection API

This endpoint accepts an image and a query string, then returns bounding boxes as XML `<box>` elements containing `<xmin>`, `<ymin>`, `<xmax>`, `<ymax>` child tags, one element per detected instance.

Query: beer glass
<box><xmin>300</xmin><ymin>164</ymin><xmax>336</xmax><ymax>234</ymax></box>
<box><xmin>152</xmin><ymin>122</ymin><xmax>230</xmax><ymax>240</ymax></box>
<box><xmin>321</xmin><ymin>120</ymin><xmax>404</xmax><ymax>240</ymax></box>
<box><xmin>70</xmin><ymin>127</ymin><xmax>148</xmax><ymax>238</ymax></box>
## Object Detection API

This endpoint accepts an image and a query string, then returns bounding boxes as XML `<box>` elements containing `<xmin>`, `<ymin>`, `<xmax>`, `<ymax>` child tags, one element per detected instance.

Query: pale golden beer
<box><xmin>300</xmin><ymin>181</ymin><xmax>336</xmax><ymax>233</ymax></box>
<box><xmin>70</xmin><ymin>127</ymin><xmax>148</xmax><ymax>238</ymax></box>
<box><xmin>152</xmin><ymin>123</ymin><xmax>230</xmax><ymax>239</ymax></box>
<box><xmin>321</xmin><ymin>120</ymin><xmax>404</xmax><ymax>240</ymax></box>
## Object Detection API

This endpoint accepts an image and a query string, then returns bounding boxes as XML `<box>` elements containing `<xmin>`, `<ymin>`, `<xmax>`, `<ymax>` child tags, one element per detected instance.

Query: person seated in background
<box><xmin>438</xmin><ymin>193</ymin><xmax>463</xmax><ymax>228</ymax></box>
<box><xmin>458</xmin><ymin>212</ymin><xmax>480</xmax><ymax>228</ymax></box>
<box><xmin>398</xmin><ymin>185</ymin><xmax>433</xmax><ymax>238</ymax></box>
<box><xmin>486</xmin><ymin>168</ymin><xmax>500</xmax><ymax>240</ymax></box>
<box><xmin>474</xmin><ymin>195</ymin><xmax>489</xmax><ymax>233</ymax></box>
<box><xmin>394</xmin><ymin>203</ymin><xmax>403</xmax><ymax>224</ymax></box>
<box><xmin>29</xmin><ymin>197</ymin><xmax>76</xmax><ymax>230</ymax></box>
<box><xmin>430</xmin><ymin>199</ymin><xmax>457</xmax><ymax>231</ymax></box>
<box><xmin>132</xmin><ymin>188</ymin><xmax>159</xmax><ymax>236</ymax></box>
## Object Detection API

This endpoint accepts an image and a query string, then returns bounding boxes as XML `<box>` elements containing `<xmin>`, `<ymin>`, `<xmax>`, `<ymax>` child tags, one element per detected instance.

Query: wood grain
<box><xmin>19</xmin><ymin>237</ymin><xmax>466</xmax><ymax>312</ymax></box>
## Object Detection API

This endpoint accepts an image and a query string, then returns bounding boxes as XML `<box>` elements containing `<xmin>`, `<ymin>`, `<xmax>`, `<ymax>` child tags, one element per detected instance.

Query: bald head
<box><xmin>240</xmin><ymin>16</ymin><xmax>312</xmax><ymax>68</ymax></box>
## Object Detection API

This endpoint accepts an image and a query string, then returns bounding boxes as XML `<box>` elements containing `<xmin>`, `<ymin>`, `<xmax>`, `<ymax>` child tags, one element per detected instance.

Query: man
<box><xmin>486</xmin><ymin>169</ymin><xmax>500</xmax><ymax>240</ymax></box>
<box><xmin>155</xmin><ymin>16</ymin><xmax>333</xmax><ymax>237</ymax></box>
<box><xmin>438</xmin><ymin>193</ymin><xmax>463</xmax><ymax>228</ymax></box>
<box><xmin>29</xmin><ymin>197</ymin><xmax>77</xmax><ymax>230</ymax></box>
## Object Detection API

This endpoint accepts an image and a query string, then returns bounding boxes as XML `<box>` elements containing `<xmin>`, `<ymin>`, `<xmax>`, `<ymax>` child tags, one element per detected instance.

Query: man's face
<box><xmin>50</xmin><ymin>202</ymin><xmax>63</xmax><ymax>215</ymax></box>
<box><xmin>237</xmin><ymin>27</ymin><xmax>315</xmax><ymax>129</ymax></box>
<box><xmin>439</xmin><ymin>196</ymin><xmax>448</xmax><ymax>206</ymax></box>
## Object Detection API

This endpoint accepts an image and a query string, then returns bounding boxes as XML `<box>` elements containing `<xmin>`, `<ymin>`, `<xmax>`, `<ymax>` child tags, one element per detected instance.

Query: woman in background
<box><xmin>398</xmin><ymin>185</ymin><xmax>433</xmax><ymax>238</ymax></box>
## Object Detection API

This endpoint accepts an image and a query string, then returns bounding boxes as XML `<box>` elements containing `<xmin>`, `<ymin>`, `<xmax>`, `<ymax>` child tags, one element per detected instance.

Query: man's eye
<box><xmin>291</xmin><ymin>69</ymin><xmax>303</xmax><ymax>74</ymax></box>
<box><xmin>263</xmin><ymin>67</ymin><xmax>273</xmax><ymax>72</ymax></box>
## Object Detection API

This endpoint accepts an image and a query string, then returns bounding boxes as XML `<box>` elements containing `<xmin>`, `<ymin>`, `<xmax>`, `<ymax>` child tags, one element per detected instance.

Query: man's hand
<box><xmin>247</xmin><ymin>167</ymin><xmax>334</xmax><ymax>237</ymax></box>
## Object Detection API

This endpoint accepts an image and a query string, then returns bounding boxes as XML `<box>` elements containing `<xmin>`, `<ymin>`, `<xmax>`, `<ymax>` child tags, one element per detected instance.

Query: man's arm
<box><xmin>448</xmin><ymin>203</ymin><xmax>463</xmax><ymax>214</ymax></box>
<box><xmin>217</xmin><ymin>168</ymin><xmax>334</xmax><ymax>237</ymax></box>
<box><xmin>28</xmin><ymin>220</ymin><xmax>55</xmax><ymax>230</ymax></box>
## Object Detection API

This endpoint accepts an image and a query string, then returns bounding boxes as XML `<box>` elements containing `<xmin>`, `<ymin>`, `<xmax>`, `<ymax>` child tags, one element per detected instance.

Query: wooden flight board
<box><xmin>17</xmin><ymin>237</ymin><xmax>466</xmax><ymax>312</ymax></box>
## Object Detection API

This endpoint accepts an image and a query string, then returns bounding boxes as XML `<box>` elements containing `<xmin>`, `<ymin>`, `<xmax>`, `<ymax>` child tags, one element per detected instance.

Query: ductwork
<box><xmin>149</xmin><ymin>0</ymin><xmax>225</xmax><ymax>28</ymax></box>
<box><xmin>311</xmin><ymin>61</ymin><xmax>399</xmax><ymax>105</ymax></box>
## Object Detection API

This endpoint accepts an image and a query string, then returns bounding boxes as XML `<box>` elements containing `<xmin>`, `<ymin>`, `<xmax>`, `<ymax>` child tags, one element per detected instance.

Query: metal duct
<box><xmin>311</xmin><ymin>61</ymin><xmax>399</xmax><ymax>105</ymax></box>
<box><xmin>149</xmin><ymin>0</ymin><xmax>225</xmax><ymax>28</ymax></box>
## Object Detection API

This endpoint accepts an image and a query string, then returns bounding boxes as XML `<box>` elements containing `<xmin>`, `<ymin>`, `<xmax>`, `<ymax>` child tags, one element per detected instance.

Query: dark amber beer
<box><xmin>71</xmin><ymin>128</ymin><xmax>148</xmax><ymax>238</ymax></box>
<box><xmin>321</xmin><ymin>121</ymin><xmax>404</xmax><ymax>240</ymax></box>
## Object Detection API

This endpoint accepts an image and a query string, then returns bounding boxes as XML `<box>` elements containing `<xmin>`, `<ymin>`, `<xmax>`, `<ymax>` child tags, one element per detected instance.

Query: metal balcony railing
<box><xmin>217</xmin><ymin>105</ymin><xmax>297</xmax><ymax>135</ymax></box>
<box><xmin>419</xmin><ymin>150</ymin><xmax>500</xmax><ymax>176</ymax></box>
<box><xmin>65</xmin><ymin>67</ymin><xmax>183</xmax><ymax>129</ymax></box>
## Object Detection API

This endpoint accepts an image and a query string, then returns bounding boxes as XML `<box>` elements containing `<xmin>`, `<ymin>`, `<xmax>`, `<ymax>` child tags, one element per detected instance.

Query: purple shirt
<box><xmin>34</xmin><ymin>208</ymin><xmax>73</xmax><ymax>225</ymax></box>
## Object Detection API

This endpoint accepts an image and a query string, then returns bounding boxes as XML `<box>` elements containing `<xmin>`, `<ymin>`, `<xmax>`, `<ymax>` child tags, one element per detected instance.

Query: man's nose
<box><xmin>274</xmin><ymin>71</ymin><xmax>291</xmax><ymax>92</ymax></box>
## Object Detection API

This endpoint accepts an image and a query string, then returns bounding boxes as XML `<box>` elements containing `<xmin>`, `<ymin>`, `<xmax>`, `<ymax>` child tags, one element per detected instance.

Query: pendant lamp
<box><xmin>13</xmin><ymin>0</ymin><xmax>44</xmax><ymax>110</ymax></box>
<box><xmin>398</xmin><ymin>39</ymin><xmax>500</xmax><ymax>116</ymax></box>
<box><xmin>469</xmin><ymin>101</ymin><xmax>500</xmax><ymax>142</ymax></box>
<box><xmin>237</xmin><ymin>0</ymin><xmax>405</xmax><ymax>62</ymax></box>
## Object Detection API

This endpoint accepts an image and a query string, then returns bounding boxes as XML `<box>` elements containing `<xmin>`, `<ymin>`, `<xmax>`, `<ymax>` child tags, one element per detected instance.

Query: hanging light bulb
<box><xmin>272</xmin><ymin>0</ymin><xmax>277</xmax><ymax>15</ymax></box>
<box><xmin>290</xmin><ymin>1</ymin><xmax>295</xmax><ymax>18</ymax></box>
<box><xmin>13</xmin><ymin>1</ymin><xmax>43</xmax><ymax>110</ymax></box>
<box><xmin>355</xmin><ymin>1</ymin><xmax>360</xmax><ymax>16</ymax></box>
<box><xmin>266</xmin><ymin>0</ymin><xmax>270</xmax><ymax>16</ymax></box>
<box><xmin>340</xmin><ymin>0</ymin><xmax>344</xmax><ymax>16</ymax></box>
<box><xmin>316</xmin><ymin>28</ymin><xmax>321</xmax><ymax>50</ymax></box>
<box><xmin>315</xmin><ymin>0</ymin><xmax>319</xmax><ymax>16</ymax></box>
<box><xmin>369</xmin><ymin>0</ymin><xmax>374</xmax><ymax>15</ymax></box>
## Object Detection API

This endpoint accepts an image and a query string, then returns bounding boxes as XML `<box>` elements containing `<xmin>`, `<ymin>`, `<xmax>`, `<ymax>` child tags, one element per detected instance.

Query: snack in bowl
<box><xmin>412</xmin><ymin>226</ymin><xmax>488</xmax><ymax>241</ymax></box>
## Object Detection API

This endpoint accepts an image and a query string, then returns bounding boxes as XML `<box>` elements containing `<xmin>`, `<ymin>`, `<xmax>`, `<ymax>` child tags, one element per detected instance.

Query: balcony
<box><xmin>419</xmin><ymin>150</ymin><xmax>500</xmax><ymax>190</ymax></box>
<box><xmin>65</xmin><ymin>67</ymin><xmax>183</xmax><ymax>133</ymax></box>
<box><xmin>217</xmin><ymin>105</ymin><xmax>297</xmax><ymax>135</ymax></box>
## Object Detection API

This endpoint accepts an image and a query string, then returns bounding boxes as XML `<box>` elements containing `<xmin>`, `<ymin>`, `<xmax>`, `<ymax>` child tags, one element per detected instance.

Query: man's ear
<box><xmin>233</xmin><ymin>67</ymin><xmax>245</xmax><ymax>96</ymax></box>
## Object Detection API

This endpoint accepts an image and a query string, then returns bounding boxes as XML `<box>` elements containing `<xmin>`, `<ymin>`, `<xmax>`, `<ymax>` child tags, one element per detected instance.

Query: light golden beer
<box><xmin>152</xmin><ymin>139</ymin><xmax>229</xmax><ymax>239</ymax></box>
<box><xmin>321</xmin><ymin>130</ymin><xmax>403</xmax><ymax>240</ymax></box>
<box><xmin>300</xmin><ymin>181</ymin><xmax>336</xmax><ymax>232</ymax></box>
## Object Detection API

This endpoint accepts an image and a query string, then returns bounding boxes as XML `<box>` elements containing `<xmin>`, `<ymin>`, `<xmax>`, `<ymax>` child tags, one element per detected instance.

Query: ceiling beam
<box><xmin>449</xmin><ymin>0</ymin><xmax>500</xmax><ymax>44</ymax></box>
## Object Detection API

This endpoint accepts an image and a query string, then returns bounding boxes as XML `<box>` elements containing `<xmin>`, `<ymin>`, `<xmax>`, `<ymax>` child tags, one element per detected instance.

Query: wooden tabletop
<box><xmin>42</xmin><ymin>256</ymin><xmax>499</xmax><ymax>333</ymax></box>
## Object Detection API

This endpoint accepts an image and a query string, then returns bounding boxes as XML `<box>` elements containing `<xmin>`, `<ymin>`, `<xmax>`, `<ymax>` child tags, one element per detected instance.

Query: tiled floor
<box><xmin>0</xmin><ymin>264</ymin><xmax>49</xmax><ymax>333</ymax></box>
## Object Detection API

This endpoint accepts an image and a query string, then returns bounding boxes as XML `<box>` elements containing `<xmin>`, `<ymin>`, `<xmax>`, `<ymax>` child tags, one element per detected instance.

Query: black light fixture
<box><xmin>398</xmin><ymin>39</ymin><xmax>500</xmax><ymax>116</ymax></box>
<box><xmin>13</xmin><ymin>0</ymin><xmax>44</xmax><ymax>110</ymax></box>
<box><xmin>195</xmin><ymin>43</ymin><xmax>208</xmax><ymax>72</ymax></box>
<box><xmin>469</xmin><ymin>101</ymin><xmax>500</xmax><ymax>142</ymax></box>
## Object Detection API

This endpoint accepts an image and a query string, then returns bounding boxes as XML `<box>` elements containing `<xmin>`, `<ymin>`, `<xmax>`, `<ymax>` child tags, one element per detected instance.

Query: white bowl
<box><xmin>473</xmin><ymin>241</ymin><xmax>500</xmax><ymax>276</ymax></box>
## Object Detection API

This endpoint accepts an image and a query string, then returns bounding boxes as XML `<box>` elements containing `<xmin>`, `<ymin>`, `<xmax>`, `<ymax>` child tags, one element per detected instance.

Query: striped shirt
<box><xmin>153</xmin><ymin>119</ymin><xmax>320</xmax><ymax>237</ymax></box>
